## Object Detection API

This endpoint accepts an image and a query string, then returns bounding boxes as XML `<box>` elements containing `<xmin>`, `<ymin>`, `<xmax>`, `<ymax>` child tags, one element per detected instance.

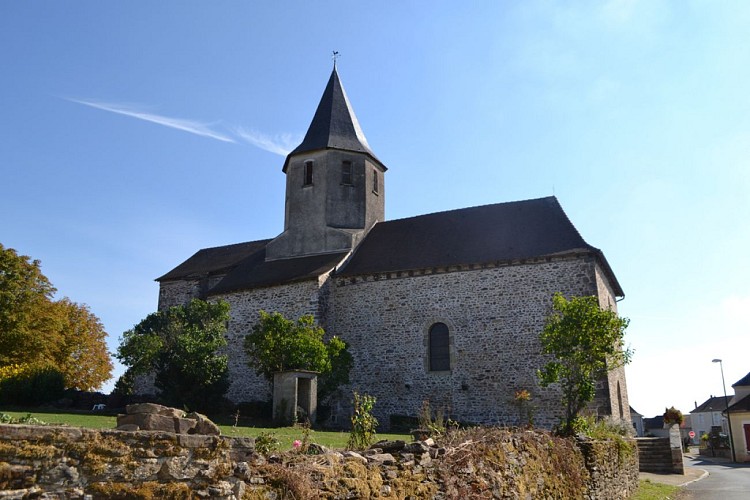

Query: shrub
<box><xmin>111</xmin><ymin>368</ymin><xmax>136</xmax><ymax>396</ymax></box>
<box><xmin>569</xmin><ymin>415</ymin><xmax>635</xmax><ymax>463</ymax></box>
<box><xmin>0</xmin><ymin>412</ymin><xmax>47</xmax><ymax>425</ymax></box>
<box><xmin>389</xmin><ymin>414</ymin><xmax>420</xmax><ymax>432</ymax></box>
<box><xmin>0</xmin><ymin>364</ymin><xmax>65</xmax><ymax>405</ymax></box>
<box><xmin>234</xmin><ymin>400</ymin><xmax>273</xmax><ymax>423</ymax></box>
<box><xmin>418</xmin><ymin>399</ymin><xmax>454</xmax><ymax>437</ymax></box>
<box><xmin>347</xmin><ymin>392</ymin><xmax>378</xmax><ymax>450</ymax></box>
<box><xmin>662</xmin><ymin>406</ymin><xmax>684</xmax><ymax>426</ymax></box>
<box><xmin>255</xmin><ymin>431</ymin><xmax>281</xmax><ymax>455</ymax></box>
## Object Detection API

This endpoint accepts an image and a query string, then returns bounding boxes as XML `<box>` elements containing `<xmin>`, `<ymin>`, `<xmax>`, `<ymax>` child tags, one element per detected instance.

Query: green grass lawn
<box><xmin>632</xmin><ymin>479</ymin><xmax>683</xmax><ymax>500</ymax></box>
<box><xmin>0</xmin><ymin>408</ymin><xmax>409</xmax><ymax>451</ymax></box>
<box><xmin>0</xmin><ymin>409</ymin><xmax>116</xmax><ymax>428</ymax></box>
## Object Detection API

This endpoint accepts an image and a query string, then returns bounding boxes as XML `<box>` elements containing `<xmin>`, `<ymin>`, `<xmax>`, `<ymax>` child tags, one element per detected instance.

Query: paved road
<box><xmin>682</xmin><ymin>455</ymin><xmax>750</xmax><ymax>499</ymax></box>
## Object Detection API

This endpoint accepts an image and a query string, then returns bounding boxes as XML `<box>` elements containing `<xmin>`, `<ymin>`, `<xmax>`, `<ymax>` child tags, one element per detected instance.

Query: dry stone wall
<box><xmin>0</xmin><ymin>424</ymin><xmax>638</xmax><ymax>499</ymax></box>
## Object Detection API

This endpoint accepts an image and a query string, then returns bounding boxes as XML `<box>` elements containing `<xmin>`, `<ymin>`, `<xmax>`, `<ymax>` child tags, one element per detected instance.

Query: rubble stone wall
<box><xmin>0</xmin><ymin>425</ymin><xmax>637</xmax><ymax>500</ymax></box>
<box><xmin>212</xmin><ymin>277</ymin><xmax>329</xmax><ymax>403</ymax></box>
<box><xmin>329</xmin><ymin>255</ymin><xmax>616</xmax><ymax>428</ymax></box>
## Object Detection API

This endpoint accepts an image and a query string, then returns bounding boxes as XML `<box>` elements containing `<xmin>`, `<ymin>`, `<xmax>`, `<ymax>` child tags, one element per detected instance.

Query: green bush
<box><xmin>111</xmin><ymin>368</ymin><xmax>136</xmax><ymax>396</ymax></box>
<box><xmin>0</xmin><ymin>365</ymin><xmax>65</xmax><ymax>405</ymax></box>
<box><xmin>572</xmin><ymin>415</ymin><xmax>635</xmax><ymax>463</ymax></box>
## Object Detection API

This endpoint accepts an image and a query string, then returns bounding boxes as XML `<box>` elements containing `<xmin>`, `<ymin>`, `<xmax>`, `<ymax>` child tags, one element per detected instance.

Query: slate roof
<box><xmin>283</xmin><ymin>67</ymin><xmax>384</xmax><ymax>172</ymax></box>
<box><xmin>338</xmin><ymin>196</ymin><xmax>624</xmax><ymax>297</ymax></box>
<box><xmin>157</xmin><ymin>240</ymin><xmax>271</xmax><ymax>281</ymax></box>
<box><xmin>728</xmin><ymin>394</ymin><xmax>750</xmax><ymax>412</ymax></box>
<box><xmin>644</xmin><ymin>416</ymin><xmax>664</xmax><ymax>429</ymax></box>
<box><xmin>732</xmin><ymin>371</ymin><xmax>750</xmax><ymax>388</ymax></box>
<box><xmin>159</xmin><ymin>196</ymin><xmax>623</xmax><ymax>297</ymax></box>
<box><xmin>158</xmin><ymin>239</ymin><xmax>347</xmax><ymax>294</ymax></box>
<box><xmin>691</xmin><ymin>396</ymin><xmax>730</xmax><ymax>413</ymax></box>
<box><xmin>208</xmin><ymin>250</ymin><xmax>348</xmax><ymax>295</ymax></box>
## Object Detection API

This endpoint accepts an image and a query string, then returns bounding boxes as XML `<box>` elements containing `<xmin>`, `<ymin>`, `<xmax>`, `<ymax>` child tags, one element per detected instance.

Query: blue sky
<box><xmin>1</xmin><ymin>1</ymin><xmax>748</xmax><ymax>418</ymax></box>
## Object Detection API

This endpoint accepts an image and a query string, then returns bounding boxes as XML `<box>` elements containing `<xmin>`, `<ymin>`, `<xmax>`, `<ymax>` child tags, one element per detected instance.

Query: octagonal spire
<box><xmin>283</xmin><ymin>67</ymin><xmax>384</xmax><ymax>172</ymax></box>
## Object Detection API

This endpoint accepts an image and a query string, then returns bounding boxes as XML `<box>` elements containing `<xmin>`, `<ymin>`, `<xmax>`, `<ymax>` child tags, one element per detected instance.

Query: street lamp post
<box><xmin>712</xmin><ymin>358</ymin><xmax>736</xmax><ymax>462</ymax></box>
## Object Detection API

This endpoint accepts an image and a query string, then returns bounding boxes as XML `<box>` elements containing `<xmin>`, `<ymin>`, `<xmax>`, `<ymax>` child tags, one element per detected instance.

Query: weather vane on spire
<box><xmin>332</xmin><ymin>51</ymin><xmax>340</xmax><ymax>68</ymax></box>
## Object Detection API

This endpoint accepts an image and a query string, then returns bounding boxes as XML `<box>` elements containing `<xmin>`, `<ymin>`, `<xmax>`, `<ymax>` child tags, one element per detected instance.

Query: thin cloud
<box><xmin>68</xmin><ymin>98</ymin><xmax>235</xmax><ymax>143</ymax></box>
<box><xmin>234</xmin><ymin>127</ymin><xmax>301</xmax><ymax>156</ymax></box>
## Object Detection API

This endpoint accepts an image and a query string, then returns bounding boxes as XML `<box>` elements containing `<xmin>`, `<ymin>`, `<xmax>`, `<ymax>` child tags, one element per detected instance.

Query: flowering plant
<box><xmin>514</xmin><ymin>389</ymin><xmax>531</xmax><ymax>402</ymax></box>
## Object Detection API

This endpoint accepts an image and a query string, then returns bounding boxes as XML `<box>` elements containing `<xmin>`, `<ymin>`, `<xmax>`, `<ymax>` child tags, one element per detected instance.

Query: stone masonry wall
<box><xmin>212</xmin><ymin>277</ymin><xmax>329</xmax><ymax>403</ymax></box>
<box><xmin>329</xmin><ymin>254</ymin><xmax>610</xmax><ymax>429</ymax></box>
<box><xmin>158</xmin><ymin>278</ymin><xmax>201</xmax><ymax>310</ymax></box>
<box><xmin>594</xmin><ymin>263</ymin><xmax>631</xmax><ymax>424</ymax></box>
<box><xmin>151</xmin><ymin>253</ymin><xmax>630</xmax><ymax>431</ymax></box>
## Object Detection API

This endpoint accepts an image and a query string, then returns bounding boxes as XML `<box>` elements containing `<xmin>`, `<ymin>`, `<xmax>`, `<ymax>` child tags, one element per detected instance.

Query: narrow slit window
<box><xmin>429</xmin><ymin>323</ymin><xmax>450</xmax><ymax>371</ymax></box>
<box><xmin>372</xmin><ymin>169</ymin><xmax>379</xmax><ymax>194</ymax></box>
<box><xmin>341</xmin><ymin>161</ymin><xmax>353</xmax><ymax>185</ymax></box>
<box><xmin>303</xmin><ymin>161</ymin><xmax>313</xmax><ymax>186</ymax></box>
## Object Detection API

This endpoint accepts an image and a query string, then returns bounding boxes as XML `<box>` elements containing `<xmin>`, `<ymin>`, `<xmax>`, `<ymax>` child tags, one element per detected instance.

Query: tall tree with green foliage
<box><xmin>51</xmin><ymin>298</ymin><xmax>113</xmax><ymax>391</ymax></box>
<box><xmin>537</xmin><ymin>292</ymin><xmax>632</xmax><ymax>435</ymax></box>
<box><xmin>0</xmin><ymin>244</ymin><xmax>112</xmax><ymax>391</ymax></box>
<box><xmin>117</xmin><ymin>299</ymin><xmax>230</xmax><ymax>411</ymax></box>
<box><xmin>244</xmin><ymin>311</ymin><xmax>352</xmax><ymax>400</ymax></box>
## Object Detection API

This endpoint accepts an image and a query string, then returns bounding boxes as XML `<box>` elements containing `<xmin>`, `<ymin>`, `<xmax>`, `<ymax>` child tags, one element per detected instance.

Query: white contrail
<box><xmin>68</xmin><ymin>98</ymin><xmax>236</xmax><ymax>143</ymax></box>
<box><xmin>234</xmin><ymin>127</ymin><xmax>301</xmax><ymax>156</ymax></box>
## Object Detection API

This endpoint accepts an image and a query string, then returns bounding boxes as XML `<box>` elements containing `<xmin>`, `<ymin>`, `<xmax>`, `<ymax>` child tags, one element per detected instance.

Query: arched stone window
<box><xmin>428</xmin><ymin>322</ymin><xmax>450</xmax><ymax>371</ymax></box>
<box><xmin>617</xmin><ymin>381</ymin><xmax>624</xmax><ymax>419</ymax></box>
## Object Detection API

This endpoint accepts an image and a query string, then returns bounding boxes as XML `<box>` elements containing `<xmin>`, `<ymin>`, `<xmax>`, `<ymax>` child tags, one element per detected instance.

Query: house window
<box><xmin>303</xmin><ymin>161</ymin><xmax>313</xmax><ymax>186</ymax></box>
<box><xmin>341</xmin><ymin>161</ymin><xmax>352</xmax><ymax>185</ymax></box>
<box><xmin>428</xmin><ymin>322</ymin><xmax>450</xmax><ymax>371</ymax></box>
<box><xmin>372</xmin><ymin>169</ymin><xmax>379</xmax><ymax>194</ymax></box>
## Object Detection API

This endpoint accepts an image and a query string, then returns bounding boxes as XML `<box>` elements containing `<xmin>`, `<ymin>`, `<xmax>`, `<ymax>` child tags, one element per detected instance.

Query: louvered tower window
<box><xmin>303</xmin><ymin>161</ymin><xmax>314</xmax><ymax>186</ymax></box>
<box><xmin>341</xmin><ymin>161</ymin><xmax>353</xmax><ymax>185</ymax></box>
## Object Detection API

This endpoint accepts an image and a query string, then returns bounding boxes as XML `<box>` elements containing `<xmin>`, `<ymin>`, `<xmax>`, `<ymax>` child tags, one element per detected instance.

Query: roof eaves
<box><xmin>731</xmin><ymin>371</ymin><xmax>750</xmax><ymax>388</ymax></box>
<box><xmin>727</xmin><ymin>393</ymin><xmax>750</xmax><ymax>413</ymax></box>
<box><xmin>336</xmin><ymin>247</ymin><xmax>604</xmax><ymax>279</ymax></box>
<box><xmin>282</xmin><ymin>147</ymin><xmax>387</xmax><ymax>174</ymax></box>
<box><xmin>207</xmin><ymin>275</ymin><xmax>320</xmax><ymax>296</ymax></box>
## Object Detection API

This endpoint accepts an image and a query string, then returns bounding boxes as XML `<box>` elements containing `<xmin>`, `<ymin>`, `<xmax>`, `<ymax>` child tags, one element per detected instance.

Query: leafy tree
<box><xmin>0</xmin><ymin>244</ymin><xmax>112</xmax><ymax>391</ymax></box>
<box><xmin>117</xmin><ymin>299</ymin><xmax>230</xmax><ymax>411</ymax></box>
<box><xmin>51</xmin><ymin>298</ymin><xmax>113</xmax><ymax>391</ymax></box>
<box><xmin>537</xmin><ymin>292</ymin><xmax>632</xmax><ymax>435</ymax></box>
<box><xmin>111</xmin><ymin>367</ymin><xmax>137</xmax><ymax>397</ymax></box>
<box><xmin>0</xmin><ymin>244</ymin><xmax>56</xmax><ymax>366</ymax></box>
<box><xmin>318</xmin><ymin>335</ymin><xmax>353</xmax><ymax>401</ymax></box>
<box><xmin>244</xmin><ymin>311</ymin><xmax>352</xmax><ymax>399</ymax></box>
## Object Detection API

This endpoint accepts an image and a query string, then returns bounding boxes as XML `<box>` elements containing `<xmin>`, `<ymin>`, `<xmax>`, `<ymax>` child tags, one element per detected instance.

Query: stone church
<box><xmin>154</xmin><ymin>67</ymin><xmax>630</xmax><ymax>429</ymax></box>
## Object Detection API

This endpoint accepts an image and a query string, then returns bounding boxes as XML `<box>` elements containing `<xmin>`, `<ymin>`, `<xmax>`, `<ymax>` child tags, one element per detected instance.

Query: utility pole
<box><xmin>712</xmin><ymin>358</ymin><xmax>736</xmax><ymax>462</ymax></box>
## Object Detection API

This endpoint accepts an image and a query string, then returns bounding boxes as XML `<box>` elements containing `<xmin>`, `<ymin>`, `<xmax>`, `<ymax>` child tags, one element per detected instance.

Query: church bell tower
<box><xmin>265</xmin><ymin>67</ymin><xmax>387</xmax><ymax>260</ymax></box>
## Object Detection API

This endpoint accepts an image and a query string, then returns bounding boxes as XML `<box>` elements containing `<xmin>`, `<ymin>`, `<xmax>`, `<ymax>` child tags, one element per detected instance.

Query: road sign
<box><xmin>689</xmin><ymin>431</ymin><xmax>695</xmax><ymax>438</ymax></box>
